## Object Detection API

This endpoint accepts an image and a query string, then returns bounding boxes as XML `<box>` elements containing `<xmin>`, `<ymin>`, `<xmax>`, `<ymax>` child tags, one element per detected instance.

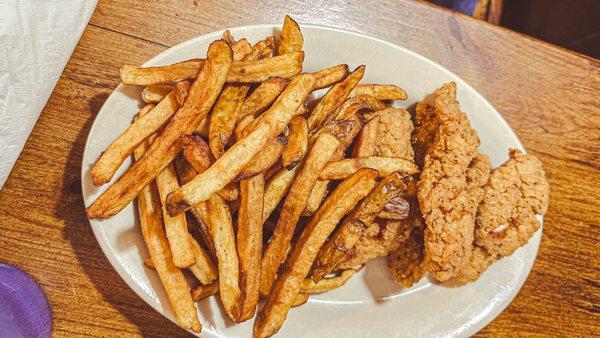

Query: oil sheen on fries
<box><xmin>260</xmin><ymin>133</ymin><xmax>340</xmax><ymax>296</ymax></box>
<box><xmin>87</xmin><ymin>40</ymin><xmax>232</xmax><ymax>218</ymax></box>
<box><xmin>165</xmin><ymin>74</ymin><xmax>316</xmax><ymax>216</ymax></box>
<box><xmin>254</xmin><ymin>169</ymin><xmax>378</xmax><ymax>337</ymax></box>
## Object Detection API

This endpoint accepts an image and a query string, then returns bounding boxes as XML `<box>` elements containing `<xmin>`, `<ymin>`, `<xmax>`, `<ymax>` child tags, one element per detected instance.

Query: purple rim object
<box><xmin>0</xmin><ymin>263</ymin><xmax>51</xmax><ymax>338</ymax></box>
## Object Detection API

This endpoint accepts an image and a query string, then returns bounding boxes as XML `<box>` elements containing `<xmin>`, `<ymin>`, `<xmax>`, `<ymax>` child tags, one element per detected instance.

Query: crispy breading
<box><xmin>387</xmin><ymin>227</ymin><xmax>427</xmax><ymax>288</ymax></box>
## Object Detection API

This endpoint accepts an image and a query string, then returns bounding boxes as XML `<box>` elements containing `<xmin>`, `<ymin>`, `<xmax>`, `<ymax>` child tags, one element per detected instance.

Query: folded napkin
<box><xmin>0</xmin><ymin>0</ymin><xmax>97</xmax><ymax>188</ymax></box>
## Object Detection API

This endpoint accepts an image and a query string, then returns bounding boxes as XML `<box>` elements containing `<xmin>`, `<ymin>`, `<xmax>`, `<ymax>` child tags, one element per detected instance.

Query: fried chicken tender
<box><xmin>452</xmin><ymin>149</ymin><xmax>549</xmax><ymax>283</ymax></box>
<box><xmin>387</xmin><ymin>226</ymin><xmax>427</xmax><ymax>288</ymax></box>
<box><xmin>416</xmin><ymin>82</ymin><xmax>482</xmax><ymax>281</ymax></box>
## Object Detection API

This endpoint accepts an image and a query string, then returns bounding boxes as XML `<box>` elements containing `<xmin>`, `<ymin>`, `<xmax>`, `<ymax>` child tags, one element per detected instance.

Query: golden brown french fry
<box><xmin>332</xmin><ymin>94</ymin><xmax>386</xmax><ymax>121</ymax></box>
<box><xmin>235</xmin><ymin>115</ymin><xmax>255</xmax><ymax>141</ymax></box>
<box><xmin>228</xmin><ymin>51</ymin><xmax>304</xmax><ymax>83</ymax></box>
<box><xmin>142</xmin><ymin>84</ymin><xmax>173</xmax><ymax>103</ymax></box>
<box><xmin>254</xmin><ymin>169</ymin><xmax>378</xmax><ymax>337</ymax></box>
<box><xmin>222</xmin><ymin>30</ymin><xmax>236</xmax><ymax>45</ymax></box>
<box><xmin>134</xmin><ymin>138</ymin><xmax>201</xmax><ymax>333</ymax></box>
<box><xmin>350</xmin><ymin>84</ymin><xmax>407</xmax><ymax>100</ymax></box>
<box><xmin>302</xmin><ymin>268</ymin><xmax>357</xmax><ymax>293</ymax></box>
<box><xmin>237</xmin><ymin>174</ymin><xmax>265</xmax><ymax>322</ymax></box>
<box><xmin>206</xmin><ymin>194</ymin><xmax>240</xmax><ymax>321</ymax></box>
<box><xmin>231</xmin><ymin>39</ymin><xmax>252</xmax><ymax>59</ymax></box>
<box><xmin>165</xmin><ymin>74</ymin><xmax>316</xmax><ymax>216</ymax></box>
<box><xmin>312</xmin><ymin>64</ymin><xmax>349</xmax><ymax>90</ymax></box>
<box><xmin>352</xmin><ymin>115</ymin><xmax>380</xmax><ymax>157</ymax></box>
<box><xmin>307</xmin><ymin>65</ymin><xmax>365</xmax><ymax>130</ymax></box>
<box><xmin>303</xmin><ymin>180</ymin><xmax>328</xmax><ymax>216</ymax></box>
<box><xmin>260</xmin><ymin>133</ymin><xmax>340</xmax><ymax>296</ymax></box>
<box><xmin>144</xmin><ymin>258</ymin><xmax>155</xmax><ymax>269</ymax></box>
<box><xmin>87</xmin><ymin>40</ymin><xmax>233</xmax><ymax>219</ymax></box>
<box><xmin>281</xmin><ymin>116</ymin><xmax>308</xmax><ymax>170</ymax></box>
<box><xmin>188</xmin><ymin>235</ymin><xmax>218</xmax><ymax>284</ymax></box>
<box><xmin>320</xmin><ymin>156</ymin><xmax>419</xmax><ymax>180</ymax></box>
<box><xmin>90</xmin><ymin>82</ymin><xmax>190</xmax><ymax>186</ymax></box>
<box><xmin>235</xmin><ymin>137</ymin><xmax>286</xmax><ymax>182</ymax></box>
<box><xmin>277</xmin><ymin>15</ymin><xmax>303</xmax><ymax>55</ymax></box>
<box><xmin>155</xmin><ymin>164</ymin><xmax>195</xmax><ymax>268</ymax></box>
<box><xmin>120</xmin><ymin>59</ymin><xmax>204</xmax><ymax>85</ymax></box>
<box><xmin>262</xmin><ymin>166</ymin><xmax>301</xmax><ymax>222</ymax></box>
<box><xmin>292</xmin><ymin>293</ymin><xmax>308</xmax><ymax>307</ymax></box>
<box><xmin>311</xmin><ymin>172</ymin><xmax>408</xmax><ymax>282</ymax></box>
<box><xmin>194</xmin><ymin>116</ymin><xmax>209</xmax><ymax>137</ymax></box>
<box><xmin>238</xmin><ymin>77</ymin><xmax>289</xmax><ymax>119</ymax></box>
<box><xmin>209</xmin><ymin>38</ymin><xmax>272</xmax><ymax>158</ymax></box>
<box><xmin>192</xmin><ymin>281</ymin><xmax>220</xmax><ymax>301</ymax></box>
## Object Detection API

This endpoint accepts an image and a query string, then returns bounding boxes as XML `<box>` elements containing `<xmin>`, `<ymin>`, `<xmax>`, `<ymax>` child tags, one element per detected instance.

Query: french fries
<box><xmin>155</xmin><ymin>164</ymin><xmax>195</xmax><ymax>268</ymax></box>
<box><xmin>236</xmin><ymin>174</ymin><xmax>265</xmax><ymax>322</ymax></box>
<box><xmin>165</xmin><ymin>73</ymin><xmax>316</xmax><ymax>216</ymax></box>
<box><xmin>332</xmin><ymin>94</ymin><xmax>385</xmax><ymax>121</ymax></box>
<box><xmin>209</xmin><ymin>38</ymin><xmax>272</xmax><ymax>158</ymax></box>
<box><xmin>262</xmin><ymin>166</ymin><xmax>301</xmax><ymax>222</ymax></box>
<box><xmin>292</xmin><ymin>293</ymin><xmax>308</xmax><ymax>307</ymax></box>
<box><xmin>307</xmin><ymin>65</ymin><xmax>365</xmax><ymax>130</ymax></box>
<box><xmin>311</xmin><ymin>172</ymin><xmax>408</xmax><ymax>281</ymax></box>
<box><xmin>228</xmin><ymin>51</ymin><xmax>304</xmax><ymax>83</ymax></box>
<box><xmin>188</xmin><ymin>235</ymin><xmax>218</xmax><ymax>284</ymax></box>
<box><xmin>192</xmin><ymin>281</ymin><xmax>219</xmax><ymax>301</ymax></box>
<box><xmin>207</xmin><ymin>194</ymin><xmax>240</xmax><ymax>321</ymax></box>
<box><xmin>281</xmin><ymin>116</ymin><xmax>308</xmax><ymax>170</ymax></box>
<box><xmin>235</xmin><ymin>137</ymin><xmax>286</xmax><ymax>181</ymax></box>
<box><xmin>353</xmin><ymin>114</ymin><xmax>380</xmax><ymax>157</ymax></box>
<box><xmin>303</xmin><ymin>180</ymin><xmax>328</xmax><ymax>216</ymax></box>
<box><xmin>320</xmin><ymin>156</ymin><xmax>419</xmax><ymax>180</ymax></box>
<box><xmin>134</xmin><ymin>138</ymin><xmax>201</xmax><ymax>332</ymax></box>
<box><xmin>238</xmin><ymin>77</ymin><xmax>289</xmax><ymax>119</ymax></box>
<box><xmin>87</xmin><ymin>40</ymin><xmax>233</xmax><ymax>218</ymax></box>
<box><xmin>312</xmin><ymin>64</ymin><xmax>349</xmax><ymax>90</ymax></box>
<box><xmin>142</xmin><ymin>84</ymin><xmax>173</xmax><ymax>103</ymax></box>
<box><xmin>260</xmin><ymin>133</ymin><xmax>340</xmax><ymax>296</ymax></box>
<box><xmin>350</xmin><ymin>84</ymin><xmax>407</xmax><ymax>100</ymax></box>
<box><xmin>277</xmin><ymin>15</ymin><xmax>303</xmax><ymax>55</ymax></box>
<box><xmin>120</xmin><ymin>59</ymin><xmax>204</xmax><ymax>86</ymax></box>
<box><xmin>301</xmin><ymin>268</ymin><xmax>358</xmax><ymax>293</ymax></box>
<box><xmin>90</xmin><ymin>82</ymin><xmax>189</xmax><ymax>186</ymax></box>
<box><xmin>254</xmin><ymin>169</ymin><xmax>378</xmax><ymax>337</ymax></box>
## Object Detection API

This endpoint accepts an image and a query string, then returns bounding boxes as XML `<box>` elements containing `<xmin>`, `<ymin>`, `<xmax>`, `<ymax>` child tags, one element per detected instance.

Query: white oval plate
<box><xmin>82</xmin><ymin>24</ymin><xmax>541</xmax><ymax>337</ymax></box>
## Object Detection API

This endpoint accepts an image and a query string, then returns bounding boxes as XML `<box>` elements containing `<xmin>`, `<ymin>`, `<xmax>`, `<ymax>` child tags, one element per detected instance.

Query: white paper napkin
<box><xmin>0</xmin><ymin>0</ymin><xmax>97</xmax><ymax>188</ymax></box>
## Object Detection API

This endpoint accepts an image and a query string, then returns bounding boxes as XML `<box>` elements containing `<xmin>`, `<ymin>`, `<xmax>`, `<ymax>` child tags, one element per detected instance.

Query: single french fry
<box><xmin>311</xmin><ymin>172</ymin><xmax>407</xmax><ymax>281</ymax></box>
<box><xmin>320</xmin><ymin>156</ymin><xmax>419</xmax><ymax>180</ymax></box>
<box><xmin>292</xmin><ymin>293</ymin><xmax>308</xmax><ymax>307</ymax></box>
<box><xmin>142</xmin><ymin>84</ymin><xmax>174</xmax><ymax>103</ymax></box>
<box><xmin>350</xmin><ymin>84</ymin><xmax>407</xmax><ymax>100</ymax></box>
<box><xmin>155</xmin><ymin>164</ymin><xmax>195</xmax><ymax>268</ymax></box>
<box><xmin>165</xmin><ymin>74</ymin><xmax>316</xmax><ymax>216</ymax></box>
<box><xmin>277</xmin><ymin>15</ymin><xmax>303</xmax><ymax>55</ymax></box>
<box><xmin>209</xmin><ymin>38</ymin><xmax>272</xmax><ymax>158</ymax></box>
<box><xmin>235</xmin><ymin>137</ymin><xmax>286</xmax><ymax>182</ymax></box>
<box><xmin>87</xmin><ymin>40</ymin><xmax>233</xmax><ymax>219</ymax></box>
<box><xmin>254</xmin><ymin>169</ymin><xmax>378</xmax><ymax>337</ymax></box>
<box><xmin>312</xmin><ymin>64</ymin><xmax>349</xmax><ymax>90</ymax></box>
<box><xmin>90</xmin><ymin>82</ymin><xmax>190</xmax><ymax>186</ymax></box>
<box><xmin>282</xmin><ymin>116</ymin><xmax>308</xmax><ymax>170</ymax></box>
<box><xmin>188</xmin><ymin>235</ymin><xmax>218</xmax><ymax>284</ymax></box>
<box><xmin>303</xmin><ymin>180</ymin><xmax>328</xmax><ymax>216</ymax></box>
<box><xmin>207</xmin><ymin>194</ymin><xmax>240</xmax><ymax>321</ymax></box>
<box><xmin>237</xmin><ymin>174</ymin><xmax>265</xmax><ymax>322</ymax></box>
<box><xmin>235</xmin><ymin>115</ymin><xmax>255</xmax><ymax>141</ymax></box>
<box><xmin>222</xmin><ymin>30</ymin><xmax>236</xmax><ymax>45</ymax></box>
<box><xmin>120</xmin><ymin>59</ymin><xmax>204</xmax><ymax>85</ymax></box>
<box><xmin>332</xmin><ymin>94</ymin><xmax>386</xmax><ymax>121</ymax></box>
<box><xmin>352</xmin><ymin>115</ymin><xmax>380</xmax><ymax>157</ymax></box>
<box><xmin>192</xmin><ymin>281</ymin><xmax>220</xmax><ymax>301</ymax></box>
<box><xmin>238</xmin><ymin>77</ymin><xmax>289</xmax><ymax>120</ymax></box>
<box><xmin>134</xmin><ymin>138</ymin><xmax>201</xmax><ymax>333</ymax></box>
<box><xmin>262</xmin><ymin>165</ymin><xmax>301</xmax><ymax>222</ymax></box>
<box><xmin>228</xmin><ymin>51</ymin><xmax>304</xmax><ymax>83</ymax></box>
<box><xmin>231</xmin><ymin>38</ymin><xmax>252</xmax><ymax>59</ymax></box>
<box><xmin>194</xmin><ymin>115</ymin><xmax>209</xmax><ymax>137</ymax></box>
<box><xmin>260</xmin><ymin>133</ymin><xmax>340</xmax><ymax>296</ymax></box>
<box><xmin>302</xmin><ymin>268</ymin><xmax>357</xmax><ymax>293</ymax></box>
<box><xmin>307</xmin><ymin>65</ymin><xmax>365</xmax><ymax>130</ymax></box>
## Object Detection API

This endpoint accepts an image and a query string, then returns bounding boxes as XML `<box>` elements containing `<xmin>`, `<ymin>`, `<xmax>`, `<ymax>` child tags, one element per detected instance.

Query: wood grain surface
<box><xmin>0</xmin><ymin>0</ymin><xmax>598</xmax><ymax>336</ymax></box>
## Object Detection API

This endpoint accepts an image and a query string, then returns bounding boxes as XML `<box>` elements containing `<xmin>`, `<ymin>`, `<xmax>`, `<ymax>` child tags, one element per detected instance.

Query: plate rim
<box><xmin>82</xmin><ymin>22</ymin><xmax>540</xmax><ymax>337</ymax></box>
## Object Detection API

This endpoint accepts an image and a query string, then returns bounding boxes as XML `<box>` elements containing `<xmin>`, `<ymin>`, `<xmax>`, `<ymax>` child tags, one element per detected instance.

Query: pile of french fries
<box><xmin>87</xmin><ymin>16</ymin><xmax>416</xmax><ymax>337</ymax></box>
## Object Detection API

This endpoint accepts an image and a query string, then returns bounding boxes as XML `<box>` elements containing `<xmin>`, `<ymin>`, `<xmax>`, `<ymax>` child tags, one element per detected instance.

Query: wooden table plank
<box><xmin>0</xmin><ymin>0</ymin><xmax>598</xmax><ymax>336</ymax></box>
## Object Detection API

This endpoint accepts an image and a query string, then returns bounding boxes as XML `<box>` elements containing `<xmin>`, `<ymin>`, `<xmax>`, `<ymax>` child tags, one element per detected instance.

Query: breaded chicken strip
<box><xmin>452</xmin><ymin>149</ymin><xmax>549</xmax><ymax>283</ymax></box>
<box><xmin>416</xmin><ymin>82</ymin><xmax>482</xmax><ymax>281</ymax></box>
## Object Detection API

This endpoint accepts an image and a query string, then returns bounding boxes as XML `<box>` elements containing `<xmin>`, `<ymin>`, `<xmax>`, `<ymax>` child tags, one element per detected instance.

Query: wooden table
<box><xmin>0</xmin><ymin>0</ymin><xmax>598</xmax><ymax>336</ymax></box>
